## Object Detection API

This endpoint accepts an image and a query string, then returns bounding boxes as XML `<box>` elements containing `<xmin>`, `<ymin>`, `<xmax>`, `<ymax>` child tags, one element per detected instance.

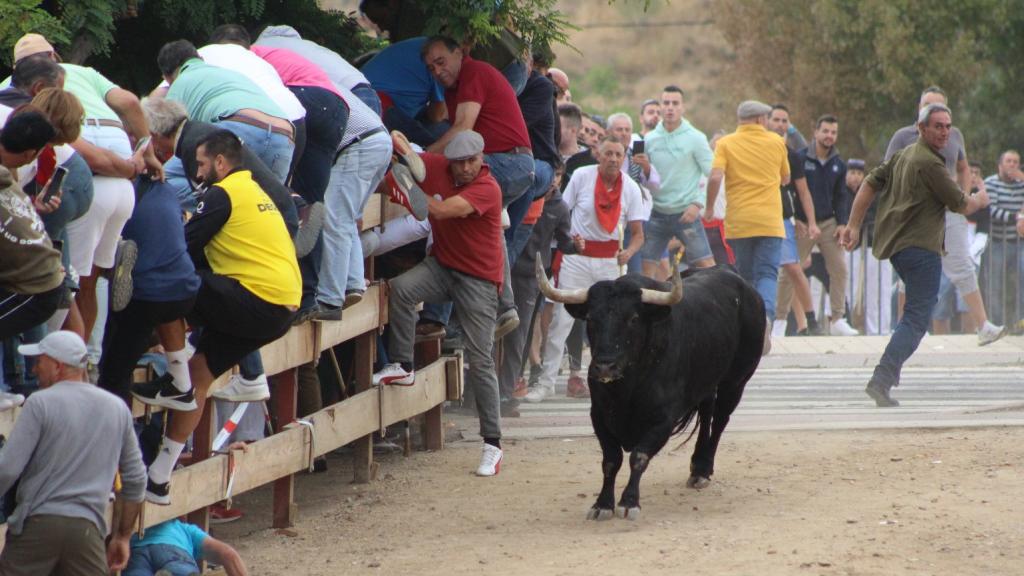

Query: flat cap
<box><xmin>444</xmin><ymin>130</ymin><xmax>485</xmax><ymax>160</ymax></box>
<box><xmin>737</xmin><ymin>100</ymin><xmax>772</xmax><ymax>120</ymax></box>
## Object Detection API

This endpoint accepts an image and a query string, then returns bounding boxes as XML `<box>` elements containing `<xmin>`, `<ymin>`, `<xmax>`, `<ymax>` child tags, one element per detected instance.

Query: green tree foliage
<box><xmin>715</xmin><ymin>0</ymin><xmax>1023</xmax><ymax>167</ymax></box>
<box><xmin>416</xmin><ymin>0</ymin><xmax>575</xmax><ymax>53</ymax></box>
<box><xmin>0</xmin><ymin>0</ymin><xmax>67</xmax><ymax>67</ymax></box>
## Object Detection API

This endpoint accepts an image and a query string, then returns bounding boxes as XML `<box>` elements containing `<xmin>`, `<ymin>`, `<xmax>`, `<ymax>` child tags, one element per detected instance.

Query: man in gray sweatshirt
<box><xmin>0</xmin><ymin>330</ymin><xmax>146</xmax><ymax>575</ymax></box>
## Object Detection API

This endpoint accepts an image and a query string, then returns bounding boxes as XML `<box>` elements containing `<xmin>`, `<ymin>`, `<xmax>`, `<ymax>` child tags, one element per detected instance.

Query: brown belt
<box><xmin>221</xmin><ymin>114</ymin><xmax>294</xmax><ymax>142</ymax></box>
<box><xmin>83</xmin><ymin>118</ymin><xmax>124</xmax><ymax>130</ymax></box>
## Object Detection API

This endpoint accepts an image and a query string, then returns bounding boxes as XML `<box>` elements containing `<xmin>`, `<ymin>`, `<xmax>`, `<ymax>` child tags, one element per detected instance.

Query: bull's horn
<box><xmin>640</xmin><ymin>271</ymin><xmax>683</xmax><ymax>306</ymax></box>
<box><xmin>535</xmin><ymin>252</ymin><xmax>588</xmax><ymax>304</ymax></box>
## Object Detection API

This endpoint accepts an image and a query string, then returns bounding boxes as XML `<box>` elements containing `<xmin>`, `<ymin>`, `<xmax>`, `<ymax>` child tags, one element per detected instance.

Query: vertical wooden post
<box><xmin>185</xmin><ymin>397</ymin><xmax>213</xmax><ymax>531</ymax></box>
<box><xmin>271</xmin><ymin>368</ymin><xmax>298</xmax><ymax>528</ymax></box>
<box><xmin>352</xmin><ymin>332</ymin><xmax>376</xmax><ymax>483</ymax></box>
<box><xmin>414</xmin><ymin>338</ymin><xmax>443</xmax><ymax>451</ymax></box>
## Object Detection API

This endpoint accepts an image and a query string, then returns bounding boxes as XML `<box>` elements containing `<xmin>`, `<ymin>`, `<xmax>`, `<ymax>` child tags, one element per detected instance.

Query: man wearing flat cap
<box><xmin>705</xmin><ymin>100</ymin><xmax>791</xmax><ymax>354</ymax></box>
<box><xmin>373</xmin><ymin>130</ymin><xmax>506</xmax><ymax>477</ymax></box>
<box><xmin>0</xmin><ymin>330</ymin><xmax>146</xmax><ymax>574</ymax></box>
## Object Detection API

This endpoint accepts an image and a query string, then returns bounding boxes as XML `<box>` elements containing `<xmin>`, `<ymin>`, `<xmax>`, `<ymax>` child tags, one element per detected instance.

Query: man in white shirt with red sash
<box><xmin>525</xmin><ymin>135</ymin><xmax>645</xmax><ymax>402</ymax></box>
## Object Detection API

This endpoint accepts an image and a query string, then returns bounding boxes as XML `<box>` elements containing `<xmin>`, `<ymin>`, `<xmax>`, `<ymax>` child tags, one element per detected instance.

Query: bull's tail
<box><xmin>670</xmin><ymin>406</ymin><xmax>701</xmax><ymax>441</ymax></box>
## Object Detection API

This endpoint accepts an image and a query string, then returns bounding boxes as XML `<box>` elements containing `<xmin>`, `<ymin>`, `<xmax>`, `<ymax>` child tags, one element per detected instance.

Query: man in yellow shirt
<box><xmin>145</xmin><ymin>129</ymin><xmax>300</xmax><ymax>505</ymax></box>
<box><xmin>704</xmin><ymin>100</ymin><xmax>790</xmax><ymax>354</ymax></box>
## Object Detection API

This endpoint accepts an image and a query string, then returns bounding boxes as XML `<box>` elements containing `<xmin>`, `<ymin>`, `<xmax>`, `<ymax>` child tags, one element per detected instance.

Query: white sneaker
<box><xmin>978</xmin><ymin>322</ymin><xmax>1008</xmax><ymax>346</ymax></box>
<box><xmin>373</xmin><ymin>362</ymin><xmax>415</xmax><ymax>386</ymax></box>
<box><xmin>211</xmin><ymin>373</ymin><xmax>270</xmax><ymax>402</ymax></box>
<box><xmin>476</xmin><ymin>443</ymin><xmax>503</xmax><ymax>476</ymax></box>
<box><xmin>771</xmin><ymin>319</ymin><xmax>787</xmax><ymax>337</ymax></box>
<box><xmin>0</xmin><ymin>392</ymin><xmax>25</xmax><ymax>411</ymax></box>
<box><xmin>522</xmin><ymin>385</ymin><xmax>553</xmax><ymax>404</ymax></box>
<box><xmin>830</xmin><ymin>317</ymin><xmax>860</xmax><ymax>336</ymax></box>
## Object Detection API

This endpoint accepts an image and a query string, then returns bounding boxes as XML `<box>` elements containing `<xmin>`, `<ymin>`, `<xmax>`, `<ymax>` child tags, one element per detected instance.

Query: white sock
<box><xmin>165</xmin><ymin>348</ymin><xmax>192</xmax><ymax>392</ymax></box>
<box><xmin>149</xmin><ymin>437</ymin><xmax>186</xmax><ymax>484</ymax></box>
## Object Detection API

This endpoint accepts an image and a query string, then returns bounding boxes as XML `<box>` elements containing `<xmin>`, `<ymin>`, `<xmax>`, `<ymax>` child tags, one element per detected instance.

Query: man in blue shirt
<box><xmin>125</xmin><ymin>519</ymin><xmax>247</xmax><ymax>576</ymax></box>
<box><xmin>362</xmin><ymin>37</ymin><xmax>448</xmax><ymax>146</ymax></box>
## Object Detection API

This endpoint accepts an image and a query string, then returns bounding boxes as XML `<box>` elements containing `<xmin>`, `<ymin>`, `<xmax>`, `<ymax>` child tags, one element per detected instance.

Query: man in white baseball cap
<box><xmin>0</xmin><ymin>330</ymin><xmax>146</xmax><ymax>574</ymax></box>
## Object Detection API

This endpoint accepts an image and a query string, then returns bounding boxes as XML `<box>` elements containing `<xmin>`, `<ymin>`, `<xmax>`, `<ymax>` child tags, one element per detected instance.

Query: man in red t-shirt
<box><xmin>420</xmin><ymin>36</ymin><xmax>536</xmax><ymax>337</ymax></box>
<box><xmin>374</xmin><ymin>130</ymin><xmax>505</xmax><ymax>477</ymax></box>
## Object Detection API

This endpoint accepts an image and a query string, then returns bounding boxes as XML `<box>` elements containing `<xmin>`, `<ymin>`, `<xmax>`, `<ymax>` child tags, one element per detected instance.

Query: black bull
<box><xmin>537</xmin><ymin>259</ymin><xmax>765</xmax><ymax>521</ymax></box>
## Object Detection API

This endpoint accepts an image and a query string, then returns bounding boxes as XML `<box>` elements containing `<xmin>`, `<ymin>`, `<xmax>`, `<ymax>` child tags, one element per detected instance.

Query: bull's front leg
<box><xmin>588</xmin><ymin>413</ymin><xmax>622</xmax><ymax>521</ymax></box>
<box><xmin>616</xmin><ymin>450</ymin><xmax>650</xmax><ymax>520</ymax></box>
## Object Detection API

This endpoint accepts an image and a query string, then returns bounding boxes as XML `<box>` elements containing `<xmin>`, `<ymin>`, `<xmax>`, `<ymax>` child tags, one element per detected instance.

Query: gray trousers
<box><xmin>389</xmin><ymin>257</ymin><xmax>501</xmax><ymax>439</ymax></box>
<box><xmin>499</xmin><ymin>271</ymin><xmax>538</xmax><ymax>400</ymax></box>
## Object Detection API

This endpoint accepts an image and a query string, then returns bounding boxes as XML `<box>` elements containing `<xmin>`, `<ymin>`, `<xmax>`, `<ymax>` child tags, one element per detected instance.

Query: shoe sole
<box><xmin>131</xmin><ymin>392</ymin><xmax>198</xmax><ymax>412</ymax></box>
<box><xmin>211</xmin><ymin>390</ymin><xmax>271</xmax><ymax>402</ymax></box>
<box><xmin>110</xmin><ymin>239</ymin><xmax>137</xmax><ymax>313</ymax></box>
<box><xmin>145</xmin><ymin>491</ymin><xmax>171</xmax><ymax>506</ymax></box>
<box><xmin>379</xmin><ymin>377</ymin><xmax>416</xmax><ymax>387</ymax></box>
<box><xmin>294</xmin><ymin>202</ymin><xmax>325</xmax><ymax>258</ymax></box>
<box><xmin>493</xmin><ymin>315</ymin><xmax>520</xmax><ymax>340</ymax></box>
<box><xmin>978</xmin><ymin>326</ymin><xmax>1008</xmax><ymax>347</ymax></box>
<box><xmin>343</xmin><ymin>292</ymin><xmax>363</xmax><ymax>309</ymax></box>
<box><xmin>391</xmin><ymin>131</ymin><xmax>426</xmax><ymax>181</ymax></box>
<box><xmin>209</xmin><ymin>514</ymin><xmax>243</xmax><ymax>524</ymax></box>
<box><xmin>391</xmin><ymin>165</ymin><xmax>429</xmax><ymax>220</ymax></box>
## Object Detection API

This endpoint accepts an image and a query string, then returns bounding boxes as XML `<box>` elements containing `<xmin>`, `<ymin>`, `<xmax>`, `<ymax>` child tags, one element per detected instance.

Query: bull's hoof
<box><xmin>686</xmin><ymin>475</ymin><xmax>711</xmax><ymax>490</ymax></box>
<box><xmin>586</xmin><ymin>506</ymin><xmax>614</xmax><ymax>521</ymax></box>
<box><xmin>614</xmin><ymin>505</ymin><xmax>641</xmax><ymax>521</ymax></box>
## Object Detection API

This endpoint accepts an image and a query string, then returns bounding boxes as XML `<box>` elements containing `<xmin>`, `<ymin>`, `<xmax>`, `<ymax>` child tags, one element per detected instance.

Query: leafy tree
<box><xmin>715</xmin><ymin>0</ymin><xmax>1022</xmax><ymax>166</ymax></box>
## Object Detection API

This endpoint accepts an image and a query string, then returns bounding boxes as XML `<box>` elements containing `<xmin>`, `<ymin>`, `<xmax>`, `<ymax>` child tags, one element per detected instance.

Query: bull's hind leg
<box><xmin>588</xmin><ymin>415</ymin><xmax>621</xmax><ymax>521</ymax></box>
<box><xmin>687</xmin><ymin>396</ymin><xmax>716</xmax><ymax>489</ymax></box>
<box><xmin>689</xmin><ymin>365</ymin><xmax>755</xmax><ymax>489</ymax></box>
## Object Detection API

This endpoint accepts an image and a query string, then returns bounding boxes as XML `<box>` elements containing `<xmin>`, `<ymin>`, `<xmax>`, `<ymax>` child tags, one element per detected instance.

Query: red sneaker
<box><xmin>512</xmin><ymin>377</ymin><xmax>529</xmax><ymax>398</ymax></box>
<box><xmin>391</xmin><ymin>130</ymin><xmax>426</xmax><ymax>181</ymax></box>
<box><xmin>566</xmin><ymin>375</ymin><xmax>590</xmax><ymax>399</ymax></box>
<box><xmin>209</xmin><ymin>503</ymin><xmax>243</xmax><ymax>524</ymax></box>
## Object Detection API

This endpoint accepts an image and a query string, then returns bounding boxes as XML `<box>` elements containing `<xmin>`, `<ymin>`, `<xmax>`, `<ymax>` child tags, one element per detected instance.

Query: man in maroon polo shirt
<box><xmin>373</xmin><ymin>130</ymin><xmax>505</xmax><ymax>477</ymax></box>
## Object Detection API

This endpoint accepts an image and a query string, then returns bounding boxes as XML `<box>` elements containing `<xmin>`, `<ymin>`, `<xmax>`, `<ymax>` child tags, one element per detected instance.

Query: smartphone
<box><xmin>633</xmin><ymin>140</ymin><xmax>645</xmax><ymax>155</ymax></box>
<box><xmin>42</xmin><ymin>166</ymin><xmax>68</xmax><ymax>204</ymax></box>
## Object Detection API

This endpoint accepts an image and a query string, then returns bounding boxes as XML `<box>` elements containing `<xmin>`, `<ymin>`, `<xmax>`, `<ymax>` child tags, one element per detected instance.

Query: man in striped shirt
<box><xmin>983</xmin><ymin>150</ymin><xmax>1024</xmax><ymax>328</ymax></box>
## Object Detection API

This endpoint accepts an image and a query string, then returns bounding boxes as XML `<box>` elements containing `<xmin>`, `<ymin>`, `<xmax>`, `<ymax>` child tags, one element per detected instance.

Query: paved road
<box><xmin>453</xmin><ymin>335</ymin><xmax>1024</xmax><ymax>440</ymax></box>
<box><xmin>488</xmin><ymin>366</ymin><xmax>1024</xmax><ymax>439</ymax></box>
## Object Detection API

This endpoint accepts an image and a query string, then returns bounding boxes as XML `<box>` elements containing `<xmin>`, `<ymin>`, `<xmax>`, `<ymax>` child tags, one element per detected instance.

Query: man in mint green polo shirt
<box><xmin>642</xmin><ymin>84</ymin><xmax>716</xmax><ymax>277</ymax></box>
<box><xmin>156</xmin><ymin>39</ymin><xmax>295</xmax><ymax>183</ymax></box>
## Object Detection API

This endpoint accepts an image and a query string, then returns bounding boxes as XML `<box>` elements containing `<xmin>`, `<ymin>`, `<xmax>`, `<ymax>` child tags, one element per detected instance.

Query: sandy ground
<box><xmin>215</xmin><ymin>428</ymin><xmax>1024</xmax><ymax>576</ymax></box>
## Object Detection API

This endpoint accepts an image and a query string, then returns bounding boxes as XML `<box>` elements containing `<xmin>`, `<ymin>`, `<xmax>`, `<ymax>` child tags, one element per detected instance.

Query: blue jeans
<box><xmin>505</xmin><ymin>159</ymin><xmax>554</xmax><ymax>263</ymax></box>
<box><xmin>502</xmin><ymin>59</ymin><xmax>529</xmax><ymax>95</ymax></box>
<box><xmin>641</xmin><ymin>210</ymin><xmax>714</xmax><ymax>265</ymax></box>
<box><xmin>623</xmin><ymin>225</ymin><xmax>644</xmax><ymax>274</ymax></box>
<box><xmin>318</xmin><ymin>131</ymin><xmax>392</xmax><ymax>305</ymax></box>
<box><xmin>351</xmin><ymin>83</ymin><xmax>383</xmax><ymax>116</ymax></box>
<box><xmin>216</xmin><ymin>120</ymin><xmax>295</xmax><ymax>183</ymax></box>
<box><xmin>289</xmin><ymin>86</ymin><xmax>348</xmax><ymax>204</ymax></box>
<box><xmin>123</xmin><ymin>543</ymin><xmax>199</xmax><ymax>576</ymax></box>
<box><xmin>162</xmin><ymin>157</ymin><xmax>197</xmax><ymax>214</ymax></box>
<box><xmin>483</xmin><ymin>152</ymin><xmax>534</xmax><ymax>207</ymax></box>
<box><xmin>37</xmin><ymin>153</ymin><xmax>94</xmax><ymax>240</ymax></box>
<box><xmin>873</xmin><ymin>247</ymin><xmax>942</xmax><ymax>387</ymax></box>
<box><xmin>729</xmin><ymin>236</ymin><xmax>783</xmax><ymax>319</ymax></box>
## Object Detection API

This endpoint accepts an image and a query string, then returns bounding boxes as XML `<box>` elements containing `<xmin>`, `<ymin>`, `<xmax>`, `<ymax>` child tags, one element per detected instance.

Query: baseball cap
<box><xmin>848</xmin><ymin>158</ymin><xmax>866</xmax><ymax>170</ymax></box>
<box><xmin>13</xmin><ymin>33</ymin><xmax>55</xmax><ymax>64</ymax></box>
<box><xmin>444</xmin><ymin>130</ymin><xmax>485</xmax><ymax>161</ymax></box>
<box><xmin>737</xmin><ymin>100</ymin><xmax>772</xmax><ymax>120</ymax></box>
<box><xmin>18</xmin><ymin>330</ymin><xmax>88</xmax><ymax>368</ymax></box>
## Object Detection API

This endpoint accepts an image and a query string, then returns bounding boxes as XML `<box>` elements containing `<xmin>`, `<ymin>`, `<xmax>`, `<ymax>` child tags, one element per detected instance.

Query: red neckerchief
<box><xmin>593</xmin><ymin>171</ymin><xmax>623</xmax><ymax>233</ymax></box>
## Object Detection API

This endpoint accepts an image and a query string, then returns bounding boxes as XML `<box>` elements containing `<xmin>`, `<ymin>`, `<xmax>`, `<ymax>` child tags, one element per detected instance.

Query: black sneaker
<box><xmin>313</xmin><ymin>300</ymin><xmax>342</xmax><ymax>321</ymax></box>
<box><xmin>865</xmin><ymin>380</ymin><xmax>899</xmax><ymax>407</ymax></box>
<box><xmin>132</xmin><ymin>373</ymin><xmax>198</xmax><ymax>411</ymax></box>
<box><xmin>145</xmin><ymin>477</ymin><xmax>171</xmax><ymax>505</ymax></box>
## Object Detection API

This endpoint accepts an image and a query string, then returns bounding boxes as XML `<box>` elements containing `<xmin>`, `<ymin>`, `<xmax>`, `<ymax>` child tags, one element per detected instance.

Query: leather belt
<box><xmin>334</xmin><ymin>126</ymin><xmax>387</xmax><ymax>163</ymax></box>
<box><xmin>83</xmin><ymin>118</ymin><xmax>124</xmax><ymax>130</ymax></box>
<box><xmin>221</xmin><ymin>114</ymin><xmax>294</xmax><ymax>142</ymax></box>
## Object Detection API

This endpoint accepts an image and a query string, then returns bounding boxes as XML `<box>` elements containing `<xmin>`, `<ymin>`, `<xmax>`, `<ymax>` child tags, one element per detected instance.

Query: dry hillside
<box><xmin>325</xmin><ymin>0</ymin><xmax>747</xmax><ymax>134</ymax></box>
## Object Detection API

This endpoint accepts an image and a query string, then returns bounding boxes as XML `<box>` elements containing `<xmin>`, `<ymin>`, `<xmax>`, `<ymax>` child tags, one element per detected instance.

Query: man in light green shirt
<box><xmin>641</xmin><ymin>85</ymin><xmax>716</xmax><ymax>276</ymax></box>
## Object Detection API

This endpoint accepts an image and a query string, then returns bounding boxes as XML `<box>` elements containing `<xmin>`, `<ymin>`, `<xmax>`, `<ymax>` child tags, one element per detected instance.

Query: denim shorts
<box><xmin>780</xmin><ymin>219</ymin><xmax>799</xmax><ymax>265</ymax></box>
<box><xmin>640</xmin><ymin>209</ymin><xmax>713</xmax><ymax>264</ymax></box>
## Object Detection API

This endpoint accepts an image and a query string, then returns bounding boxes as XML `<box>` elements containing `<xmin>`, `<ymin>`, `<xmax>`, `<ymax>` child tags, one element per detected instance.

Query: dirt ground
<box><xmin>215</xmin><ymin>428</ymin><xmax>1024</xmax><ymax>576</ymax></box>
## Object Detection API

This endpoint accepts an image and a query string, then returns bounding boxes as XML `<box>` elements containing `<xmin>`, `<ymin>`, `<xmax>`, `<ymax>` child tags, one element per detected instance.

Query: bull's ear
<box><xmin>564</xmin><ymin>302</ymin><xmax>589</xmax><ymax>320</ymax></box>
<box><xmin>641</xmin><ymin>303</ymin><xmax>673</xmax><ymax>322</ymax></box>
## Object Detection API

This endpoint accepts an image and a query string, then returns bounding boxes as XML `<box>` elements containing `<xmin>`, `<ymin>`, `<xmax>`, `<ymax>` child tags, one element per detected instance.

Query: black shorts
<box><xmin>0</xmin><ymin>285</ymin><xmax>64</xmax><ymax>340</ymax></box>
<box><xmin>189</xmin><ymin>270</ymin><xmax>295</xmax><ymax>377</ymax></box>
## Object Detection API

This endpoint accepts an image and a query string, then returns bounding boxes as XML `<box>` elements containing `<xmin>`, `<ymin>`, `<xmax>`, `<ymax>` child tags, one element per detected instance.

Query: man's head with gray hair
<box><xmin>142</xmin><ymin>97</ymin><xmax>189</xmax><ymax>159</ymax></box>
<box><xmin>606</xmin><ymin>112</ymin><xmax>634</xmax><ymax>147</ymax></box>
<box><xmin>918</xmin><ymin>85</ymin><xmax>947</xmax><ymax>110</ymax></box>
<box><xmin>917</xmin><ymin>103</ymin><xmax>951</xmax><ymax>127</ymax></box>
<box><xmin>916</xmin><ymin>103</ymin><xmax>953</xmax><ymax>152</ymax></box>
